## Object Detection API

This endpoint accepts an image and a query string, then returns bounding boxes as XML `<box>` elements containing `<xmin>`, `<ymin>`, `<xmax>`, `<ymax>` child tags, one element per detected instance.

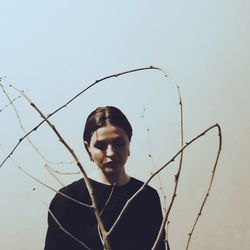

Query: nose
<box><xmin>106</xmin><ymin>144</ymin><xmax>115</xmax><ymax>157</ymax></box>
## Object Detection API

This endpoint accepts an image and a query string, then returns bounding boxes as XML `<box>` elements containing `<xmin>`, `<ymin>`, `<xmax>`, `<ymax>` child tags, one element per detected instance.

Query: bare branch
<box><xmin>98</xmin><ymin>183</ymin><xmax>116</xmax><ymax>247</ymax></box>
<box><xmin>0</xmin><ymin>66</ymin><xmax>163</xmax><ymax>169</ymax></box>
<box><xmin>152</xmin><ymin>83</ymin><xmax>185</xmax><ymax>249</ymax></box>
<box><xmin>0</xmin><ymin>83</ymin><xmax>74</xmax><ymax>167</ymax></box>
<box><xmin>10</xmin><ymin>86</ymin><xmax>111</xmax><ymax>249</ymax></box>
<box><xmin>47</xmin><ymin>207</ymin><xmax>91</xmax><ymax>250</ymax></box>
<box><xmin>1</xmin><ymin>66</ymin><xmax>168</xmax><ymax>250</ymax></box>
<box><xmin>152</xmin><ymin>124</ymin><xmax>222</xmax><ymax>250</ymax></box>
<box><xmin>0</xmin><ymin>119</ymin><xmax>46</xmax><ymax>168</ymax></box>
<box><xmin>44</xmin><ymin>164</ymin><xmax>65</xmax><ymax>187</ymax></box>
<box><xmin>0</xmin><ymin>144</ymin><xmax>92</xmax><ymax>208</ymax></box>
<box><xmin>139</xmin><ymin>74</ymin><xmax>185</xmax><ymax>248</ymax></box>
<box><xmin>1</xmin><ymin>67</ymin><xmax>222</xmax><ymax>250</ymax></box>
<box><xmin>100</xmin><ymin>183</ymin><xmax>116</xmax><ymax>216</ymax></box>
<box><xmin>18</xmin><ymin>165</ymin><xmax>92</xmax><ymax>208</ymax></box>
<box><xmin>0</xmin><ymin>79</ymin><xmax>21</xmax><ymax>112</ymax></box>
<box><xmin>107</xmin><ymin>123</ymin><xmax>222</xmax><ymax>244</ymax></box>
<box><xmin>146</xmin><ymin>127</ymin><xmax>167</xmax><ymax>212</ymax></box>
<box><xmin>185</xmin><ymin>125</ymin><xmax>222</xmax><ymax>249</ymax></box>
<box><xmin>0</xmin><ymin>94</ymin><xmax>21</xmax><ymax>112</ymax></box>
<box><xmin>45</xmin><ymin>163</ymin><xmax>80</xmax><ymax>175</ymax></box>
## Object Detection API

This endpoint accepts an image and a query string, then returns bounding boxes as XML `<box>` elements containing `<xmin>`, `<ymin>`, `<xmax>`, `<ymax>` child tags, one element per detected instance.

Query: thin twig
<box><xmin>18</xmin><ymin>165</ymin><xmax>91</xmax><ymax>208</ymax></box>
<box><xmin>0</xmin><ymin>145</ymin><xmax>91</xmax><ymax>208</ymax></box>
<box><xmin>44</xmin><ymin>164</ymin><xmax>65</xmax><ymax>187</ymax></box>
<box><xmin>100</xmin><ymin>182</ymin><xmax>116</xmax><ymax>216</ymax></box>
<box><xmin>152</xmin><ymin>124</ymin><xmax>222</xmax><ymax>250</ymax></box>
<box><xmin>0</xmin><ymin>83</ymin><xmax>74</xmax><ymax>166</ymax></box>
<box><xmin>107</xmin><ymin>124</ymin><xmax>221</xmax><ymax>243</ymax></box>
<box><xmin>0</xmin><ymin>94</ymin><xmax>21</xmax><ymax>112</ymax></box>
<box><xmin>45</xmin><ymin>163</ymin><xmax>80</xmax><ymax>175</ymax></box>
<box><xmin>0</xmin><ymin>66</ymin><xmax>163</xmax><ymax>169</ymax></box>
<box><xmin>152</xmin><ymin>83</ymin><xmax>185</xmax><ymax>249</ymax></box>
<box><xmin>185</xmin><ymin>125</ymin><xmax>222</xmax><ymax>249</ymax></box>
<box><xmin>146</xmin><ymin>127</ymin><xmax>167</xmax><ymax>212</ymax></box>
<box><xmin>98</xmin><ymin>183</ymin><xmax>116</xmax><ymax>247</ymax></box>
<box><xmin>140</xmin><ymin>73</ymin><xmax>184</xmax><ymax>248</ymax></box>
<box><xmin>1</xmin><ymin>67</ymin><xmax>222</xmax><ymax>250</ymax></box>
<box><xmin>0</xmin><ymin>78</ymin><xmax>21</xmax><ymax>112</ymax></box>
<box><xmin>1</xmin><ymin>66</ymin><xmax>167</xmax><ymax>250</ymax></box>
<box><xmin>3</xmin><ymin>67</ymin><xmax>185</xmax><ymax>247</ymax></box>
<box><xmin>10</xmin><ymin>86</ymin><xmax>111</xmax><ymax>250</ymax></box>
<box><xmin>47</xmin><ymin>208</ymin><xmax>91</xmax><ymax>250</ymax></box>
<box><xmin>38</xmin><ymin>192</ymin><xmax>91</xmax><ymax>249</ymax></box>
<box><xmin>1</xmin><ymin>83</ymin><xmax>75</xmax><ymax>189</ymax></box>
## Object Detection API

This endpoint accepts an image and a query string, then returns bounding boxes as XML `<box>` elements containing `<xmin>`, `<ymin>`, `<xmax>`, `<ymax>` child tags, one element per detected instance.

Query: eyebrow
<box><xmin>95</xmin><ymin>136</ymin><xmax>125</xmax><ymax>143</ymax></box>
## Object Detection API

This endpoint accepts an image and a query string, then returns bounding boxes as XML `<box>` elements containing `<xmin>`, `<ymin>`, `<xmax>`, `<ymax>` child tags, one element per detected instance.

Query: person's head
<box><xmin>83</xmin><ymin>106</ymin><xmax>132</xmax><ymax>146</ymax></box>
<box><xmin>83</xmin><ymin>106</ymin><xmax>133</xmax><ymax>175</ymax></box>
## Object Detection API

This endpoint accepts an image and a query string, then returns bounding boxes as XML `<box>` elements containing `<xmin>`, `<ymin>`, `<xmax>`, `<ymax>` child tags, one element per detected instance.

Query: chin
<box><xmin>103</xmin><ymin>166</ymin><xmax>122</xmax><ymax>174</ymax></box>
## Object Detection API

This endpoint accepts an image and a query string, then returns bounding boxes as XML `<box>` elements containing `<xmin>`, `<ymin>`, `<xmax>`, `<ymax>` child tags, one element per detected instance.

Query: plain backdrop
<box><xmin>0</xmin><ymin>1</ymin><xmax>249</xmax><ymax>249</ymax></box>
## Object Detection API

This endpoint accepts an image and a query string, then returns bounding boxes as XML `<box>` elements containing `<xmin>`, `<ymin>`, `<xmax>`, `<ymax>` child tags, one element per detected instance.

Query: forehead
<box><xmin>90</xmin><ymin>124</ymin><xmax>129</xmax><ymax>142</ymax></box>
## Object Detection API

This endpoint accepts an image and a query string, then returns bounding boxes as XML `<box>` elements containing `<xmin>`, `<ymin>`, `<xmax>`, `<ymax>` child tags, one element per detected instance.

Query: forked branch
<box><xmin>0</xmin><ymin>66</ymin><xmax>163</xmax><ymax>169</ymax></box>
<box><xmin>1</xmin><ymin>67</ymin><xmax>222</xmax><ymax>250</ymax></box>
<box><xmin>106</xmin><ymin>123</ymin><xmax>221</xmax><ymax>249</ymax></box>
<box><xmin>152</xmin><ymin>124</ymin><xmax>222</xmax><ymax>249</ymax></box>
<box><xmin>11</xmin><ymin>87</ymin><xmax>111</xmax><ymax>250</ymax></box>
<box><xmin>185</xmin><ymin>125</ymin><xmax>222</xmax><ymax>249</ymax></box>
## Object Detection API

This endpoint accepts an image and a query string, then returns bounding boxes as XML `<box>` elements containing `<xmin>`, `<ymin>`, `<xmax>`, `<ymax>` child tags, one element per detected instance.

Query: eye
<box><xmin>94</xmin><ymin>142</ymin><xmax>107</xmax><ymax>150</ymax></box>
<box><xmin>113</xmin><ymin>140</ymin><xmax>125</xmax><ymax>148</ymax></box>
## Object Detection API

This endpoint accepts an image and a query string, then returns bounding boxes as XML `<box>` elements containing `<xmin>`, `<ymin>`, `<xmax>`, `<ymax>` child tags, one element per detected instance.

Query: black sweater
<box><xmin>44</xmin><ymin>177</ymin><xmax>167</xmax><ymax>250</ymax></box>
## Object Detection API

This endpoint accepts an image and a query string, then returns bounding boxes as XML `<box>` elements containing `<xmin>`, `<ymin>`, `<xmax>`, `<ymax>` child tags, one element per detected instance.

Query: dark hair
<box><xmin>83</xmin><ymin>106</ymin><xmax>133</xmax><ymax>146</ymax></box>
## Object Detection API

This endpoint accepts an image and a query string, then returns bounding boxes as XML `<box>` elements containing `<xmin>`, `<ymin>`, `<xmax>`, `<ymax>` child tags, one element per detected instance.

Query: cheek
<box><xmin>91</xmin><ymin>150</ymin><xmax>104</xmax><ymax>161</ymax></box>
<box><xmin>121</xmin><ymin>147</ymin><xmax>130</xmax><ymax>160</ymax></box>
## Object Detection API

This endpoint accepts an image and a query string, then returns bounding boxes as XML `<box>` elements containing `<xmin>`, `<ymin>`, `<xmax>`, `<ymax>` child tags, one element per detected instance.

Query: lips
<box><xmin>103</xmin><ymin>160</ymin><xmax>120</xmax><ymax>168</ymax></box>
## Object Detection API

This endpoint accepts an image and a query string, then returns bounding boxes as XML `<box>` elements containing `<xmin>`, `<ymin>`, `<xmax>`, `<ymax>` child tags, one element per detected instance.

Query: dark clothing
<box><xmin>44</xmin><ymin>177</ymin><xmax>167</xmax><ymax>250</ymax></box>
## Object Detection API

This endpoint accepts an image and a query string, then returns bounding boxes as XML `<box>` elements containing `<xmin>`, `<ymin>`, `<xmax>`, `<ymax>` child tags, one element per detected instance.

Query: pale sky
<box><xmin>0</xmin><ymin>1</ymin><xmax>250</xmax><ymax>249</ymax></box>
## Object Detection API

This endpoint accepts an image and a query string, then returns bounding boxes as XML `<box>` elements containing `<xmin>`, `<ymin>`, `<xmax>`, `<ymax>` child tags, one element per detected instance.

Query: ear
<box><xmin>84</xmin><ymin>141</ymin><xmax>93</xmax><ymax>161</ymax></box>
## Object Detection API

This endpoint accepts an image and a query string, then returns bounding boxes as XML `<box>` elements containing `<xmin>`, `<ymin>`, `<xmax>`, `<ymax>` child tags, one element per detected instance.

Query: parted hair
<box><xmin>83</xmin><ymin>106</ymin><xmax>133</xmax><ymax>150</ymax></box>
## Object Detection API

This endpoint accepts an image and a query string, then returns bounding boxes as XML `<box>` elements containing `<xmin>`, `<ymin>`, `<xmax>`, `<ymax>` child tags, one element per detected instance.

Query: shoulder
<box><xmin>129</xmin><ymin>177</ymin><xmax>160</xmax><ymax>200</ymax></box>
<box><xmin>59</xmin><ymin>178</ymin><xmax>86</xmax><ymax>196</ymax></box>
<box><xmin>127</xmin><ymin>178</ymin><xmax>163</xmax><ymax>217</ymax></box>
<box><xmin>130</xmin><ymin>177</ymin><xmax>158</xmax><ymax>191</ymax></box>
<box><xmin>50</xmin><ymin>178</ymin><xmax>87</xmax><ymax>208</ymax></box>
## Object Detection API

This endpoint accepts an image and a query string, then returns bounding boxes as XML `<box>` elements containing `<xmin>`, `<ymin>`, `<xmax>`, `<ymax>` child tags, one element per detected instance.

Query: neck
<box><xmin>90</xmin><ymin>168</ymin><xmax>130</xmax><ymax>186</ymax></box>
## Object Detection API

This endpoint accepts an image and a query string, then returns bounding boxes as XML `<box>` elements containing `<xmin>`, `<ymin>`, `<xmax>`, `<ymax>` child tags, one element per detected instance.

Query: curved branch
<box><xmin>0</xmin><ymin>66</ymin><xmax>163</xmax><ymax>169</ymax></box>
<box><xmin>0</xmin><ymin>150</ymin><xmax>92</xmax><ymax>208</ymax></box>
<box><xmin>45</xmin><ymin>163</ymin><xmax>80</xmax><ymax>175</ymax></box>
<box><xmin>0</xmin><ymin>83</ymin><xmax>75</xmax><ymax>167</ymax></box>
<box><xmin>11</xmin><ymin>86</ymin><xmax>111</xmax><ymax>249</ymax></box>
<box><xmin>152</xmin><ymin>83</ymin><xmax>184</xmax><ymax>249</ymax></box>
<box><xmin>108</xmin><ymin>124</ymin><xmax>222</xmax><ymax>243</ymax></box>
<box><xmin>47</xmin><ymin>208</ymin><xmax>91</xmax><ymax>250</ymax></box>
<box><xmin>185</xmin><ymin>125</ymin><xmax>222</xmax><ymax>249</ymax></box>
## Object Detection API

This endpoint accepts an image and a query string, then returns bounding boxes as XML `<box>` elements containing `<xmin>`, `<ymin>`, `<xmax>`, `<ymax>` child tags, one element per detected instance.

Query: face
<box><xmin>85</xmin><ymin>123</ymin><xmax>130</xmax><ymax>176</ymax></box>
